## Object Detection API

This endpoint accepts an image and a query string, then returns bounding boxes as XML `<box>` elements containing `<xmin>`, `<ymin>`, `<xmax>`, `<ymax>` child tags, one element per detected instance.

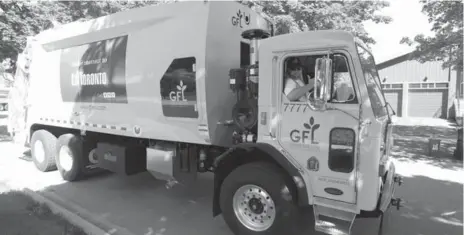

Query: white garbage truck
<box><xmin>8</xmin><ymin>1</ymin><xmax>403</xmax><ymax>235</ymax></box>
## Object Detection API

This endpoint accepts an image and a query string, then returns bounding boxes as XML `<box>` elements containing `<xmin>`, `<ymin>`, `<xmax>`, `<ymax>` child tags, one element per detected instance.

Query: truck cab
<box><xmin>223</xmin><ymin>28</ymin><xmax>402</xmax><ymax>235</ymax></box>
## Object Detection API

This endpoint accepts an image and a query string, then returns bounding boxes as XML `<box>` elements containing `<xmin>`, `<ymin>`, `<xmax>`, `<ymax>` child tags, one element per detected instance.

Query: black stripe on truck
<box><xmin>160</xmin><ymin>57</ymin><xmax>199</xmax><ymax>119</ymax></box>
<box><xmin>39</xmin><ymin>118</ymin><xmax>128</xmax><ymax>132</ymax></box>
<box><xmin>60</xmin><ymin>35</ymin><xmax>128</xmax><ymax>104</ymax></box>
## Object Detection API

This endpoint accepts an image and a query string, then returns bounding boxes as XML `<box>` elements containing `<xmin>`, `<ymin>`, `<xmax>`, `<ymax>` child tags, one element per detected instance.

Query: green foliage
<box><xmin>0</xmin><ymin>0</ymin><xmax>164</xmax><ymax>65</ymax></box>
<box><xmin>400</xmin><ymin>0</ymin><xmax>463</xmax><ymax>71</ymax></box>
<box><xmin>240</xmin><ymin>0</ymin><xmax>392</xmax><ymax>45</ymax></box>
<box><xmin>0</xmin><ymin>0</ymin><xmax>392</xmax><ymax>67</ymax></box>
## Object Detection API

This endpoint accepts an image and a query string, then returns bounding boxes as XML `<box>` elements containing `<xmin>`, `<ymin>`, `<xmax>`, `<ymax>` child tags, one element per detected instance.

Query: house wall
<box><xmin>378</xmin><ymin>56</ymin><xmax>456</xmax><ymax>119</ymax></box>
<box><xmin>378</xmin><ymin>56</ymin><xmax>455</xmax><ymax>84</ymax></box>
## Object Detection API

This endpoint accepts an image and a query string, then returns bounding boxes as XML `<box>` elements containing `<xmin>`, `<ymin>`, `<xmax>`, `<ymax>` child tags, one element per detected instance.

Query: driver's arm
<box><xmin>286</xmin><ymin>82</ymin><xmax>314</xmax><ymax>101</ymax></box>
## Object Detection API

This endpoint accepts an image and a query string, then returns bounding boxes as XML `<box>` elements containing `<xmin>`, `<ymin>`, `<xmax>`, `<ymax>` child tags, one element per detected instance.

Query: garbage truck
<box><xmin>8</xmin><ymin>1</ymin><xmax>403</xmax><ymax>235</ymax></box>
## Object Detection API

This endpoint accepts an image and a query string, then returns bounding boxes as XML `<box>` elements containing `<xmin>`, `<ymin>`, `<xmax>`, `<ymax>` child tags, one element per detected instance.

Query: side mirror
<box><xmin>307</xmin><ymin>57</ymin><xmax>332</xmax><ymax>111</ymax></box>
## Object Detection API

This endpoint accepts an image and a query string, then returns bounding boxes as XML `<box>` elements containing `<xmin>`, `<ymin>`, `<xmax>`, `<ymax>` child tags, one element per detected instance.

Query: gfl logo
<box><xmin>231</xmin><ymin>9</ymin><xmax>251</xmax><ymax>28</ymax></box>
<box><xmin>290</xmin><ymin>117</ymin><xmax>320</xmax><ymax>144</ymax></box>
<box><xmin>169</xmin><ymin>80</ymin><xmax>187</xmax><ymax>102</ymax></box>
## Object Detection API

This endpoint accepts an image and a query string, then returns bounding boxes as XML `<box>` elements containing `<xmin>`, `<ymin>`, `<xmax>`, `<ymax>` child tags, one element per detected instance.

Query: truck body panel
<box><xmin>26</xmin><ymin>1</ymin><xmax>271</xmax><ymax>147</ymax></box>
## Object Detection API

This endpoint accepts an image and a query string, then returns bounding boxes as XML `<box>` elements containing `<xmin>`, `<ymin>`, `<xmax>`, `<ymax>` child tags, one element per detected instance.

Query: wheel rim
<box><xmin>34</xmin><ymin>140</ymin><xmax>45</xmax><ymax>163</ymax></box>
<box><xmin>232</xmin><ymin>184</ymin><xmax>276</xmax><ymax>232</ymax></box>
<box><xmin>59</xmin><ymin>146</ymin><xmax>73</xmax><ymax>172</ymax></box>
<box><xmin>88</xmin><ymin>149</ymin><xmax>98</xmax><ymax>164</ymax></box>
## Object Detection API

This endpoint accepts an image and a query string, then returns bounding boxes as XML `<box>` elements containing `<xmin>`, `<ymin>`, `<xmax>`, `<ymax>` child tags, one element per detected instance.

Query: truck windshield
<box><xmin>356</xmin><ymin>44</ymin><xmax>388</xmax><ymax>118</ymax></box>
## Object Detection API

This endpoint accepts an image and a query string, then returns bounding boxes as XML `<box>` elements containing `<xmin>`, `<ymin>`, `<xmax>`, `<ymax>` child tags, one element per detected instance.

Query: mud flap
<box><xmin>379</xmin><ymin>162</ymin><xmax>396</xmax><ymax>212</ymax></box>
<box><xmin>313</xmin><ymin>204</ymin><xmax>356</xmax><ymax>235</ymax></box>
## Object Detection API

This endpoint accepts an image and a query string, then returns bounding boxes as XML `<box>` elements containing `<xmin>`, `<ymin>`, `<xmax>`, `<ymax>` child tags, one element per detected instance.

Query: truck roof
<box><xmin>34</xmin><ymin>1</ymin><xmax>269</xmax><ymax>48</ymax></box>
<box><xmin>36</xmin><ymin>2</ymin><xmax>197</xmax><ymax>44</ymax></box>
<box><xmin>261</xmin><ymin>30</ymin><xmax>357</xmax><ymax>52</ymax></box>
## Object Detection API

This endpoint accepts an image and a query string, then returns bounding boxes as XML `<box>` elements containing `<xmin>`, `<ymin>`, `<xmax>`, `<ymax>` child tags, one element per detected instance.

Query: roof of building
<box><xmin>376</xmin><ymin>49</ymin><xmax>449</xmax><ymax>71</ymax></box>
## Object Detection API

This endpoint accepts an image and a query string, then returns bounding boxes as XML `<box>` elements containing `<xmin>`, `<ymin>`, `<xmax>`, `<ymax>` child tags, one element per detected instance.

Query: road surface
<box><xmin>0</xmin><ymin>121</ymin><xmax>462</xmax><ymax>235</ymax></box>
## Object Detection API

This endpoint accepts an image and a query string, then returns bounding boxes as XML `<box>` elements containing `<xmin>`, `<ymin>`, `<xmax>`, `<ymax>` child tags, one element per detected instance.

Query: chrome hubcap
<box><xmin>59</xmin><ymin>146</ymin><xmax>73</xmax><ymax>171</ymax></box>
<box><xmin>233</xmin><ymin>184</ymin><xmax>276</xmax><ymax>231</ymax></box>
<box><xmin>34</xmin><ymin>140</ymin><xmax>45</xmax><ymax>163</ymax></box>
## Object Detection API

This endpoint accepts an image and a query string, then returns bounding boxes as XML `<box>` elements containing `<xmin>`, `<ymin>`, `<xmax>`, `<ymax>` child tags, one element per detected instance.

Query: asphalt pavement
<box><xmin>0</xmin><ymin>121</ymin><xmax>462</xmax><ymax>235</ymax></box>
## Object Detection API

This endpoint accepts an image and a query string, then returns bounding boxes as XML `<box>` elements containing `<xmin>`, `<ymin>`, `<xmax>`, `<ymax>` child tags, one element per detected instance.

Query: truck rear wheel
<box><xmin>220</xmin><ymin>162</ymin><xmax>300</xmax><ymax>235</ymax></box>
<box><xmin>30</xmin><ymin>130</ymin><xmax>57</xmax><ymax>172</ymax></box>
<box><xmin>55</xmin><ymin>134</ymin><xmax>84</xmax><ymax>181</ymax></box>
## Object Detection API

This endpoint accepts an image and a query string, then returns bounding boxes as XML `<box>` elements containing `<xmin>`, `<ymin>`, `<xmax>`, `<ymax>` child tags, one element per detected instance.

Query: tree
<box><xmin>0</xmin><ymin>1</ymin><xmax>37</xmax><ymax>72</ymax></box>
<box><xmin>400</xmin><ymin>0</ymin><xmax>463</xmax><ymax>71</ymax></box>
<box><xmin>1</xmin><ymin>0</ymin><xmax>392</xmax><ymax>67</ymax></box>
<box><xmin>240</xmin><ymin>0</ymin><xmax>392</xmax><ymax>47</ymax></box>
<box><xmin>0</xmin><ymin>0</ymin><xmax>164</xmax><ymax>66</ymax></box>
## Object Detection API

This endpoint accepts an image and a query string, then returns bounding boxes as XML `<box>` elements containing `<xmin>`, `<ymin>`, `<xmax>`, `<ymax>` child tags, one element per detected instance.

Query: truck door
<box><xmin>276</xmin><ymin>50</ymin><xmax>360</xmax><ymax>204</ymax></box>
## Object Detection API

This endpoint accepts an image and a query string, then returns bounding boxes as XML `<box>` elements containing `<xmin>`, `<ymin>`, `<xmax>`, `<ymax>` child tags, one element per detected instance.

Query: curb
<box><xmin>21</xmin><ymin>188</ymin><xmax>136</xmax><ymax>235</ymax></box>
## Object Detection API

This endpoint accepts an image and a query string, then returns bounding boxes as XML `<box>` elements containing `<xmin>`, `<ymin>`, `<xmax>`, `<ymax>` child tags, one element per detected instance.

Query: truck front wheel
<box><xmin>220</xmin><ymin>162</ymin><xmax>300</xmax><ymax>235</ymax></box>
<box><xmin>55</xmin><ymin>134</ymin><xmax>84</xmax><ymax>181</ymax></box>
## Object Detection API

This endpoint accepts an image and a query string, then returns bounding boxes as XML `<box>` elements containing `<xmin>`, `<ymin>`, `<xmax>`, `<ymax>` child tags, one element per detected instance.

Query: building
<box><xmin>377</xmin><ymin>52</ymin><xmax>463</xmax><ymax>119</ymax></box>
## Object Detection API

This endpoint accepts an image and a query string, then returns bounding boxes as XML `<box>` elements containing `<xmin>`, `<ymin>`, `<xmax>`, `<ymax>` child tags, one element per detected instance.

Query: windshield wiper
<box><xmin>385</xmin><ymin>102</ymin><xmax>396</xmax><ymax>116</ymax></box>
<box><xmin>384</xmin><ymin>102</ymin><xmax>396</xmax><ymax>124</ymax></box>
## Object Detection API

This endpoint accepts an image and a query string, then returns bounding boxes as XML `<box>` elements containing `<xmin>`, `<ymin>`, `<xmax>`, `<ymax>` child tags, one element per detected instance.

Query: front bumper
<box><xmin>379</xmin><ymin>162</ymin><xmax>403</xmax><ymax>212</ymax></box>
<box><xmin>359</xmin><ymin>161</ymin><xmax>403</xmax><ymax>218</ymax></box>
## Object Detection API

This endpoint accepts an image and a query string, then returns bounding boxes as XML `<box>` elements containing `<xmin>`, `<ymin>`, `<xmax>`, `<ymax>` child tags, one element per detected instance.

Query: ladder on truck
<box><xmin>313</xmin><ymin>197</ymin><xmax>357</xmax><ymax>235</ymax></box>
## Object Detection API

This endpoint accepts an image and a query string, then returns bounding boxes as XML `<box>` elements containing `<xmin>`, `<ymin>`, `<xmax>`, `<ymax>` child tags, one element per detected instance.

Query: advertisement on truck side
<box><xmin>60</xmin><ymin>35</ymin><xmax>128</xmax><ymax>104</ymax></box>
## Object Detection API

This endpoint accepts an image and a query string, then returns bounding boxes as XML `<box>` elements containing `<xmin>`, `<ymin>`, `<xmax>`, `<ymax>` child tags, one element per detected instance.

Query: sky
<box><xmin>364</xmin><ymin>0</ymin><xmax>434</xmax><ymax>64</ymax></box>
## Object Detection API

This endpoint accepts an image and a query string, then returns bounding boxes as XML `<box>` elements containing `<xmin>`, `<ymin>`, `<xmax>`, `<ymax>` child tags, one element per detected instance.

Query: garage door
<box><xmin>383</xmin><ymin>90</ymin><xmax>402</xmax><ymax>117</ymax></box>
<box><xmin>408</xmin><ymin>88</ymin><xmax>448</xmax><ymax>118</ymax></box>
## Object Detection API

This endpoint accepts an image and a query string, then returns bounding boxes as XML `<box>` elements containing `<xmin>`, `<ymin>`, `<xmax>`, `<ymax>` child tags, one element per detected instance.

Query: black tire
<box><xmin>55</xmin><ymin>134</ymin><xmax>84</xmax><ymax>182</ymax></box>
<box><xmin>220</xmin><ymin>162</ymin><xmax>300</xmax><ymax>235</ymax></box>
<box><xmin>30</xmin><ymin>130</ymin><xmax>57</xmax><ymax>172</ymax></box>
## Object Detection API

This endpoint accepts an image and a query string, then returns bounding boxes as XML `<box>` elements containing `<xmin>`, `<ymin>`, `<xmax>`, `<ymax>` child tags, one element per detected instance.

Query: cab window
<box><xmin>282</xmin><ymin>54</ymin><xmax>357</xmax><ymax>104</ymax></box>
<box><xmin>331</xmin><ymin>55</ymin><xmax>357</xmax><ymax>104</ymax></box>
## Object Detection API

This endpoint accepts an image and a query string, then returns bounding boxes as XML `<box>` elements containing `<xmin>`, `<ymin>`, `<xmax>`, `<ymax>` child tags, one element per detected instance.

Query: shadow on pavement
<box><xmin>27</xmin><ymin>165</ymin><xmax>463</xmax><ymax>235</ymax></box>
<box><xmin>0</xmin><ymin>121</ymin><xmax>462</xmax><ymax>235</ymax></box>
<box><xmin>394</xmin><ymin>125</ymin><xmax>458</xmax><ymax>140</ymax></box>
<box><xmin>36</xmin><ymin>171</ymin><xmax>320</xmax><ymax>235</ymax></box>
<box><xmin>379</xmin><ymin>175</ymin><xmax>463</xmax><ymax>235</ymax></box>
<box><xmin>35</xmin><ymin>172</ymin><xmax>235</xmax><ymax>235</ymax></box>
<box><xmin>0</xmin><ymin>189</ymin><xmax>87</xmax><ymax>235</ymax></box>
<box><xmin>392</xmin><ymin>125</ymin><xmax>461</xmax><ymax>171</ymax></box>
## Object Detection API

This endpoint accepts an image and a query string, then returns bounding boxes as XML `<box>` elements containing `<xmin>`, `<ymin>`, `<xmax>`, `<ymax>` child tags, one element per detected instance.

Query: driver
<box><xmin>284</xmin><ymin>57</ymin><xmax>315</xmax><ymax>102</ymax></box>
